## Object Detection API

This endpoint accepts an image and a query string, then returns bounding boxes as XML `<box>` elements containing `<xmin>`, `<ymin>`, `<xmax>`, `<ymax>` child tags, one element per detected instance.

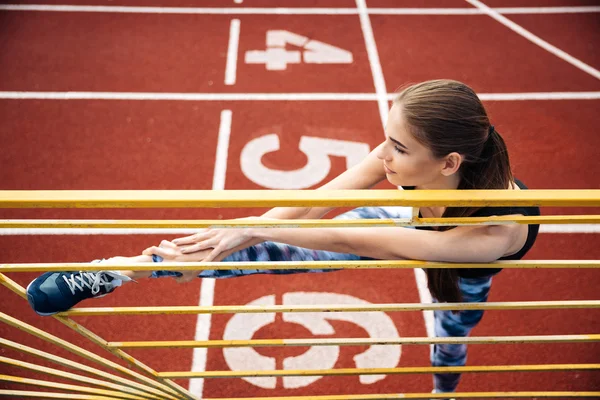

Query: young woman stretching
<box><xmin>26</xmin><ymin>79</ymin><xmax>540</xmax><ymax>394</ymax></box>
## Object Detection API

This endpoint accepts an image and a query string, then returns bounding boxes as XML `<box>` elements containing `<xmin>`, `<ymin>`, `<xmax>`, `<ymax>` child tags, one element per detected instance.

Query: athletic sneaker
<box><xmin>26</xmin><ymin>261</ymin><xmax>132</xmax><ymax>316</ymax></box>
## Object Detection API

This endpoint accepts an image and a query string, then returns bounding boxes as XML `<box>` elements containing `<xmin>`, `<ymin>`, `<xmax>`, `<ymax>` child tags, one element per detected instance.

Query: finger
<box><xmin>159</xmin><ymin>240</ymin><xmax>177</xmax><ymax>249</ymax></box>
<box><xmin>172</xmin><ymin>230</ymin><xmax>209</xmax><ymax>245</ymax></box>
<box><xmin>143</xmin><ymin>246</ymin><xmax>173</xmax><ymax>259</ymax></box>
<box><xmin>171</xmin><ymin>234</ymin><xmax>196</xmax><ymax>246</ymax></box>
<box><xmin>181</xmin><ymin>238</ymin><xmax>217</xmax><ymax>254</ymax></box>
<box><xmin>203</xmin><ymin>246</ymin><xmax>222</xmax><ymax>262</ymax></box>
<box><xmin>142</xmin><ymin>246</ymin><xmax>155</xmax><ymax>256</ymax></box>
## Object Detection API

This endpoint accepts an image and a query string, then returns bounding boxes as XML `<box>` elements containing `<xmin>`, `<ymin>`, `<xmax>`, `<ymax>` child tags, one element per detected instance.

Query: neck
<box><xmin>416</xmin><ymin>174</ymin><xmax>461</xmax><ymax>190</ymax></box>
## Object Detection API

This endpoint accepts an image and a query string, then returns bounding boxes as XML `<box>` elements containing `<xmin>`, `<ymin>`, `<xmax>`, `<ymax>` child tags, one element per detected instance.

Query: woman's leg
<box><xmin>430</xmin><ymin>274</ymin><xmax>494</xmax><ymax>393</ymax></box>
<box><xmin>27</xmin><ymin>206</ymin><xmax>411</xmax><ymax>315</ymax></box>
<box><xmin>150</xmin><ymin>206</ymin><xmax>413</xmax><ymax>279</ymax></box>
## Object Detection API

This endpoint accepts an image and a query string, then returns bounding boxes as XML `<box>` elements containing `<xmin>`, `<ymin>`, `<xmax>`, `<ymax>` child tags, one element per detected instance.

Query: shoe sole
<box><xmin>26</xmin><ymin>280</ymin><xmax>56</xmax><ymax>316</ymax></box>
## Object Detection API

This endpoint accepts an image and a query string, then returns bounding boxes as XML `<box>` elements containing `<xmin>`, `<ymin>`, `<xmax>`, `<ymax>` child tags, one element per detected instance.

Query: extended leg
<box><xmin>150</xmin><ymin>206</ymin><xmax>412</xmax><ymax>279</ymax></box>
<box><xmin>430</xmin><ymin>275</ymin><xmax>494</xmax><ymax>393</ymax></box>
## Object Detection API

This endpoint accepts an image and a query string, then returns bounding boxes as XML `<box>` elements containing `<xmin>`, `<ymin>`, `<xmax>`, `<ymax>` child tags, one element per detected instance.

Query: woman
<box><xmin>27</xmin><ymin>79</ymin><xmax>540</xmax><ymax>394</ymax></box>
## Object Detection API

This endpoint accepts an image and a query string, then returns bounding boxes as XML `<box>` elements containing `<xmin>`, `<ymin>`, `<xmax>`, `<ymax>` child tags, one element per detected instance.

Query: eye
<box><xmin>394</xmin><ymin>146</ymin><xmax>406</xmax><ymax>154</ymax></box>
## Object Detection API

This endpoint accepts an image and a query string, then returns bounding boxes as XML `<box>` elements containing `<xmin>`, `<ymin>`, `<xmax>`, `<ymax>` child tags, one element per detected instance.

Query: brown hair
<box><xmin>394</xmin><ymin>79</ymin><xmax>514</xmax><ymax>303</ymax></box>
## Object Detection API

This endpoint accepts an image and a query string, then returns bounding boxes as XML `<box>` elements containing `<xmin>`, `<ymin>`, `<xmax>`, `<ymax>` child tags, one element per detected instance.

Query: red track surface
<box><xmin>1</xmin><ymin>0</ymin><xmax>599</xmax><ymax>398</ymax></box>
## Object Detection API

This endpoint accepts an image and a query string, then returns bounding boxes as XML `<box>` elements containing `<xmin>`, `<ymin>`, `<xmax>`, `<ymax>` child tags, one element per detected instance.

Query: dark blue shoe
<box><xmin>26</xmin><ymin>264</ymin><xmax>132</xmax><ymax>316</ymax></box>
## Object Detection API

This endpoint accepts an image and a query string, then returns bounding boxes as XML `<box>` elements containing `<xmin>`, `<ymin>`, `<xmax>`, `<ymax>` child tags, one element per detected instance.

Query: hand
<box><xmin>141</xmin><ymin>240</ymin><xmax>213</xmax><ymax>283</ymax></box>
<box><xmin>172</xmin><ymin>217</ymin><xmax>261</xmax><ymax>262</ymax></box>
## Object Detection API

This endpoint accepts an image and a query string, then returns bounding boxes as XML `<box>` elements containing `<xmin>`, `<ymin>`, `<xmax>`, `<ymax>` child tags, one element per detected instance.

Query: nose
<box><xmin>376</xmin><ymin>142</ymin><xmax>392</xmax><ymax>161</ymax></box>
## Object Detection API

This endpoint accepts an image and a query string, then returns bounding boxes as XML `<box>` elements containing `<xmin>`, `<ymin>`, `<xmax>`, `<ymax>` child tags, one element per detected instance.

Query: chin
<box><xmin>386</xmin><ymin>175</ymin><xmax>404</xmax><ymax>186</ymax></box>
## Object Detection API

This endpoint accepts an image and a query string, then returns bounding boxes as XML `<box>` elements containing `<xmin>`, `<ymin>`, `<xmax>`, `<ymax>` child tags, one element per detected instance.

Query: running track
<box><xmin>0</xmin><ymin>0</ymin><xmax>599</xmax><ymax>398</ymax></box>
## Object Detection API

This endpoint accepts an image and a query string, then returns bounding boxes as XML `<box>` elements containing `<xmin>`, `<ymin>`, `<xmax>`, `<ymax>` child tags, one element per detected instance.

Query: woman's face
<box><xmin>376</xmin><ymin>103</ymin><xmax>446</xmax><ymax>188</ymax></box>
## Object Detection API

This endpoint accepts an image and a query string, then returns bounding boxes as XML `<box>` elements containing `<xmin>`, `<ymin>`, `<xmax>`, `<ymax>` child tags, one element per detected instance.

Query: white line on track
<box><xmin>2</xmin><ymin>91</ymin><xmax>599</xmax><ymax>101</ymax></box>
<box><xmin>189</xmin><ymin>110</ymin><xmax>231</xmax><ymax>398</ymax></box>
<box><xmin>224</xmin><ymin>19</ymin><xmax>240</xmax><ymax>86</ymax></box>
<box><xmin>368</xmin><ymin>6</ymin><xmax>600</xmax><ymax>15</ymax></box>
<box><xmin>0</xmin><ymin>226</ymin><xmax>597</xmax><ymax>235</ymax></box>
<box><xmin>356</xmin><ymin>0</ymin><xmax>388</xmax><ymax>127</ymax></box>
<box><xmin>1</xmin><ymin>5</ymin><xmax>599</xmax><ymax>15</ymax></box>
<box><xmin>356</xmin><ymin>0</ymin><xmax>435</xmax><ymax>340</ymax></box>
<box><xmin>465</xmin><ymin>0</ymin><xmax>600</xmax><ymax>81</ymax></box>
<box><xmin>0</xmin><ymin>92</ymin><xmax>377</xmax><ymax>101</ymax></box>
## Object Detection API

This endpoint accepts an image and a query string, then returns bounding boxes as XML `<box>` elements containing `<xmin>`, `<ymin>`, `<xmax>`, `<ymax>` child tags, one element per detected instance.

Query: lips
<box><xmin>384</xmin><ymin>164</ymin><xmax>395</xmax><ymax>174</ymax></box>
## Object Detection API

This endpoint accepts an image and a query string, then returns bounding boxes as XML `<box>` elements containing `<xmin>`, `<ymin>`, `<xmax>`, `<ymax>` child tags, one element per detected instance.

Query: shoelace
<box><xmin>62</xmin><ymin>271</ymin><xmax>131</xmax><ymax>295</ymax></box>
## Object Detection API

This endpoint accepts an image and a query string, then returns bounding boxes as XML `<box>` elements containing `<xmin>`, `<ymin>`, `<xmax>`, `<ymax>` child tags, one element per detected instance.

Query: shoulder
<box><xmin>472</xmin><ymin>178</ymin><xmax>538</xmax><ymax>257</ymax></box>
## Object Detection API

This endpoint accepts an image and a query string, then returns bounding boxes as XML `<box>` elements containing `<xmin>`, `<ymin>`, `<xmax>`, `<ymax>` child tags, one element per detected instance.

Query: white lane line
<box><xmin>0</xmin><ymin>5</ymin><xmax>359</xmax><ymax>14</ymax></box>
<box><xmin>465</xmin><ymin>0</ymin><xmax>600</xmax><ymax>81</ymax></box>
<box><xmin>356</xmin><ymin>0</ymin><xmax>389</xmax><ymax>127</ymax></box>
<box><xmin>477</xmin><ymin>92</ymin><xmax>600</xmax><ymax>101</ymax></box>
<box><xmin>189</xmin><ymin>110</ymin><xmax>232</xmax><ymax>398</ymax></box>
<box><xmin>224</xmin><ymin>19</ymin><xmax>241</xmax><ymax>86</ymax></box>
<box><xmin>388</xmin><ymin>91</ymin><xmax>600</xmax><ymax>101</ymax></box>
<box><xmin>369</xmin><ymin>6</ymin><xmax>600</xmax><ymax>15</ymax></box>
<box><xmin>212</xmin><ymin>110</ymin><xmax>232</xmax><ymax>191</ymax></box>
<box><xmin>357</xmin><ymin>0</ymin><xmax>434</xmax><ymax>340</ymax></box>
<box><xmin>3</xmin><ymin>91</ymin><xmax>599</xmax><ymax>101</ymax></box>
<box><xmin>1</xmin><ymin>5</ymin><xmax>599</xmax><ymax>15</ymax></box>
<box><xmin>0</xmin><ymin>92</ymin><xmax>377</xmax><ymax>101</ymax></box>
<box><xmin>495</xmin><ymin>6</ymin><xmax>600</xmax><ymax>14</ymax></box>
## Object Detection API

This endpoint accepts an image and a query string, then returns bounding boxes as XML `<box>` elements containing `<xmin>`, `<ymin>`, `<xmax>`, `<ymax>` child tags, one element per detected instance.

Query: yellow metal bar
<box><xmin>108</xmin><ymin>334</ymin><xmax>600</xmax><ymax>349</ymax></box>
<box><xmin>1</xmin><ymin>214</ymin><xmax>598</xmax><ymax>229</ymax></box>
<box><xmin>0</xmin><ymin>338</ymin><xmax>162</xmax><ymax>400</ymax></box>
<box><xmin>62</xmin><ymin>300</ymin><xmax>600</xmax><ymax>316</ymax></box>
<box><xmin>1</xmin><ymin>189</ymin><xmax>599</xmax><ymax>208</ymax></box>
<box><xmin>2</xmin><ymin>260</ymin><xmax>599</xmax><ymax>273</ymax></box>
<box><xmin>159</xmin><ymin>363</ymin><xmax>600</xmax><ymax>379</ymax></box>
<box><xmin>54</xmin><ymin>316</ymin><xmax>195</xmax><ymax>400</ymax></box>
<box><xmin>0</xmin><ymin>273</ymin><xmax>189</xmax><ymax>400</ymax></box>
<box><xmin>0</xmin><ymin>374</ymin><xmax>146</xmax><ymax>400</ymax></box>
<box><xmin>0</xmin><ymin>312</ymin><xmax>185</xmax><ymax>400</ymax></box>
<box><xmin>0</xmin><ymin>356</ymin><xmax>158</xmax><ymax>400</ymax></box>
<box><xmin>2</xmin><ymin>390</ymin><xmax>600</xmax><ymax>399</ymax></box>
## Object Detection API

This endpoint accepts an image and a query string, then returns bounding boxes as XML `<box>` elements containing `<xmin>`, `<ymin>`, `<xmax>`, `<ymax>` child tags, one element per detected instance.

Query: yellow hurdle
<box><xmin>1</xmin><ymin>188</ymin><xmax>599</xmax><ymax>400</ymax></box>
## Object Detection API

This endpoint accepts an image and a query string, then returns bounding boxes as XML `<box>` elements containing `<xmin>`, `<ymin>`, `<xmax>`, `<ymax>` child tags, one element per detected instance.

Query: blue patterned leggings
<box><xmin>151</xmin><ymin>207</ymin><xmax>494</xmax><ymax>393</ymax></box>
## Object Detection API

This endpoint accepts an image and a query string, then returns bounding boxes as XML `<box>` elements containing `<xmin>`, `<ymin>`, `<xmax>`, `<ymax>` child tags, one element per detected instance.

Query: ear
<box><xmin>441</xmin><ymin>152</ymin><xmax>463</xmax><ymax>176</ymax></box>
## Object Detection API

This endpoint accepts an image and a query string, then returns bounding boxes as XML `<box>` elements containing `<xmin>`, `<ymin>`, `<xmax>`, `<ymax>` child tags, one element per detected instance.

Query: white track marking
<box><xmin>368</xmin><ymin>6</ymin><xmax>600</xmax><ymax>15</ymax></box>
<box><xmin>0</xmin><ymin>92</ymin><xmax>377</xmax><ymax>101</ymax></box>
<box><xmin>188</xmin><ymin>110</ymin><xmax>231</xmax><ymax>398</ymax></box>
<box><xmin>212</xmin><ymin>110</ymin><xmax>232</xmax><ymax>191</ymax></box>
<box><xmin>356</xmin><ymin>0</ymin><xmax>388</xmax><ymax>127</ymax></box>
<box><xmin>357</xmin><ymin>0</ymin><xmax>434</xmax><ymax>340</ymax></box>
<box><xmin>493</xmin><ymin>6</ymin><xmax>600</xmax><ymax>14</ymax></box>
<box><xmin>225</xmin><ymin>19</ymin><xmax>241</xmax><ymax>85</ymax></box>
<box><xmin>466</xmin><ymin>0</ymin><xmax>600</xmax><ymax>81</ymax></box>
<box><xmin>2</xmin><ymin>91</ymin><xmax>599</xmax><ymax>101</ymax></box>
<box><xmin>0</xmin><ymin>226</ymin><xmax>597</xmax><ymax>235</ymax></box>
<box><xmin>389</xmin><ymin>92</ymin><xmax>600</xmax><ymax>101</ymax></box>
<box><xmin>1</xmin><ymin>5</ymin><xmax>599</xmax><ymax>15</ymax></box>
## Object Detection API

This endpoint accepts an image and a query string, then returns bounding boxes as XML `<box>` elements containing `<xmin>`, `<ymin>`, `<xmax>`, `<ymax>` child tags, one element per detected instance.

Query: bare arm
<box><xmin>176</xmin><ymin>142</ymin><xmax>388</xmax><ymax>257</ymax></box>
<box><xmin>248</xmin><ymin>223</ymin><xmax>521</xmax><ymax>263</ymax></box>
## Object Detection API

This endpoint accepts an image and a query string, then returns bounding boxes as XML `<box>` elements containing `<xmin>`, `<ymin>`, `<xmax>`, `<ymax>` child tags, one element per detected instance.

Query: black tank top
<box><xmin>406</xmin><ymin>178</ymin><xmax>541</xmax><ymax>278</ymax></box>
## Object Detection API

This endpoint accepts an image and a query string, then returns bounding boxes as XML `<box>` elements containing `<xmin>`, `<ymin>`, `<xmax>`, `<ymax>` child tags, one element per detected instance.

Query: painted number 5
<box><xmin>240</xmin><ymin>134</ymin><xmax>370</xmax><ymax>189</ymax></box>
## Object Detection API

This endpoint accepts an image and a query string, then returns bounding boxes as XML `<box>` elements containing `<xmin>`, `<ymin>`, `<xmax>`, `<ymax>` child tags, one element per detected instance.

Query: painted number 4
<box><xmin>245</xmin><ymin>30</ymin><xmax>353</xmax><ymax>71</ymax></box>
